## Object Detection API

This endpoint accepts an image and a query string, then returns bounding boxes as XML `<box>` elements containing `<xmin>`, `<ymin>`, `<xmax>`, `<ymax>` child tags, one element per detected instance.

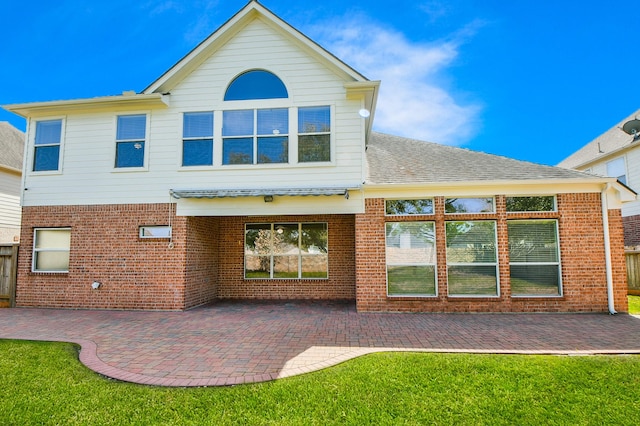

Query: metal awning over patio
<box><xmin>170</xmin><ymin>187</ymin><xmax>353</xmax><ymax>200</ymax></box>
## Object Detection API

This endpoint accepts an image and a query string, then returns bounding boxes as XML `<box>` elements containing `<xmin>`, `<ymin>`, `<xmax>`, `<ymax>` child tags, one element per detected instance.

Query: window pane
<box><xmin>117</xmin><ymin>115</ymin><xmax>146</xmax><ymax>140</ymax></box>
<box><xmin>508</xmin><ymin>221</ymin><xmax>558</xmax><ymax>263</ymax></box>
<box><xmin>385</xmin><ymin>199</ymin><xmax>433</xmax><ymax>215</ymax></box>
<box><xmin>245</xmin><ymin>224</ymin><xmax>271</xmax><ymax>255</ymax></box>
<box><xmin>506</xmin><ymin>196</ymin><xmax>555</xmax><ymax>212</ymax></box>
<box><xmin>445</xmin><ymin>198</ymin><xmax>494</xmax><ymax>213</ymax></box>
<box><xmin>510</xmin><ymin>265</ymin><xmax>560</xmax><ymax>296</ymax></box>
<box><xmin>35</xmin><ymin>120</ymin><xmax>61</xmax><ymax>145</ymax></box>
<box><xmin>388</xmin><ymin>265</ymin><xmax>436</xmax><ymax>296</ymax></box>
<box><xmin>223</xmin><ymin>110</ymin><xmax>253</xmax><ymax>136</ymax></box>
<box><xmin>35</xmin><ymin>229</ymin><xmax>71</xmax><ymax>249</ymax></box>
<box><xmin>257</xmin><ymin>137</ymin><xmax>288</xmax><ymax>163</ymax></box>
<box><xmin>33</xmin><ymin>145</ymin><xmax>60</xmax><ymax>171</ymax></box>
<box><xmin>182</xmin><ymin>139</ymin><xmax>213</xmax><ymax>166</ymax></box>
<box><xmin>245</xmin><ymin>255</ymin><xmax>270</xmax><ymax>278</ymax></box>
<box><xmin>274</xmin><ymin>255</ymin><xmax>299</xmax><ymax>278</ymax></box>
<box><xmin>183</xmin><ymin>112</ymin><xmax>213</xmax><ymax>138</ymax></box>
<box><xmin>386</xmin><ymin>222</ymin><xmax>436</xmax><ymax>264</ymax></box>
<box><xmin>301</xmin><ymin>223</ymin><xmax>328</xmax><ymax>254</ymax></box>
<box><xmin>448</xmin><ymin>265</ymin><xmax>498</xmax><ymax>296</ymax></box>
<box><xmin>223</xmin><ymin>138</ymin><xmax>253</xmax><ymax>164</ymax></box>
<box><xmin>445</xmin><ymin>221</ymin><xmax>497</xmax><ymax>263</ymax></box>
<box><xmin>257</xmin><ymin>108</ymin><xmax>288</xmax><ymax>135</ymax></box>
<box><xmin>115</xmin><ymin>141</ymin><xmax>145</xmax><ymax>168</ymax></box>
<box><xmin>224</xmin><ymin>70</ymin><xmax>288</xmax><ymax>101</ymax></box>
<box><xmin>272</xmin><ymin>224</ymin><xmax>298</xmax><ymax>255</ymax></box>
<box><xmin>34</xmin><ymin>251</ymin><xmax>70</xmax><ymax>272</ymax></box>
<box><xmin>302</xmin><ymin>255</ymin><xmax>328</xmax><ymax>278</ymax></box>
<box><xmin>298</xmin><ymin>135</ymin><xmax>330</xmax><ymax>162</ymax></box>
<box><xmin>299</xmin><ymin>106</ymin><xmax>330</xmax><ymax>133</ymax></box>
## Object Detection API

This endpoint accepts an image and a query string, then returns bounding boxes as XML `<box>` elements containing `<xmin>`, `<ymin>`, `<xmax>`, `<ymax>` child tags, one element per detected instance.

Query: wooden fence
<box><xmin>0</xmin><ymin>244</ymin><xmax>18</xmax><ymax>307</ymax></box>
<box><xmin>627</xmin><ymin>250</ymin><xmax>640</xmax><ymax>296</ymax></box>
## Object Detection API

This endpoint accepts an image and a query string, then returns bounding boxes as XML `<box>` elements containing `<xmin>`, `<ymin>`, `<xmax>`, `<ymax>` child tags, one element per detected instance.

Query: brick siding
<box><xmin>622</xmin><ymin>214</ymin><xmax>640</xmax><ymax>247</ymax></box>
<box><xmin>355</xmin><ymin>194</ymin><xmax>628</xmax><ymax>313</ymax></box>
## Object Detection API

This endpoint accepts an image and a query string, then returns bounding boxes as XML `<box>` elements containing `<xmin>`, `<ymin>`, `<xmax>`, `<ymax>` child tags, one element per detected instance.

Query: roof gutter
<box><xmin>601</xmin><ymin>183</ymin><xmax>617</xmax><ymax>315</ymax></box>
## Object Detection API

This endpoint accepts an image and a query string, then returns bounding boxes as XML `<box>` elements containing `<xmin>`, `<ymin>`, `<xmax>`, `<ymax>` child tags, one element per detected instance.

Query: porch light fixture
<box><xmin>264</xmin><ymin>195</ymin><xmax>274</xmax><ymax>202</ymax></box>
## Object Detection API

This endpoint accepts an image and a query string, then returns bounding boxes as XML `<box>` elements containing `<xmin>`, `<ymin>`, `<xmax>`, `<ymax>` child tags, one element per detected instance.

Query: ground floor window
<box><xmin>244</xmin><ymin>223</ymin><xmax>328</xmax><ymax>279</ymax></box>
<box><xmin>508</xmin><ymin>220</ymin><xmax>561</xmax><ymax>296</ymax></box>
<box><xmin>385</xmin><ymin>221</ymin><xmax>436</xmax><ymax>296</ymax></box>
<box><xmin>32</xmin><ymin>228</ymin><xmax>71</xmax><ymax>272</ymax></box>
<box><xmin>445</xmin><ymin>221</ymin><xmax>498</xmax><ymax>296</ymax></box>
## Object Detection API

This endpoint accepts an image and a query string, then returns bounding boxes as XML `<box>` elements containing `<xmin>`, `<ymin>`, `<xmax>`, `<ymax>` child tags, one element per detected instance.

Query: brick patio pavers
<box><xmin>1</xmin><ymin>300</ymin><xmax>640</xmax><ymax>387</ymax></box>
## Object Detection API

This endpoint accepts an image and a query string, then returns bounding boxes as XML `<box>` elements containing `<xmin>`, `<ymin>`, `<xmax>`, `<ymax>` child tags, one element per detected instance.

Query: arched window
<box><xmin>224</xmin><ymin>69</ymin><xmax>288</xmax><ymax>101</ymax></box>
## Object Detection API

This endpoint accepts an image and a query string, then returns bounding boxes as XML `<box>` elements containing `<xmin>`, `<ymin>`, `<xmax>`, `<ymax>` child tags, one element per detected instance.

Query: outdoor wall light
<box><xmin>91</xmin><ymin>281</ymin><xmax>101</xmax><ymax>290</ymax></box>
<box><xmin>264</xmin><ymin>195</ymin><xmax>274</xmax><ymax>202</ymax></box>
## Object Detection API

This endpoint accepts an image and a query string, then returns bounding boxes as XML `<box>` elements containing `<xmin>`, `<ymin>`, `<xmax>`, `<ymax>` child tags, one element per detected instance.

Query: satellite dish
<box><xmin>622</xmin><ymin>118</ymin><xmax>640</xmax><ymax>136</ymax></box>
<box><xmin>358</xmin><ymin>109</ymin><xmax>371</xmax><ymax>118</ymax></box>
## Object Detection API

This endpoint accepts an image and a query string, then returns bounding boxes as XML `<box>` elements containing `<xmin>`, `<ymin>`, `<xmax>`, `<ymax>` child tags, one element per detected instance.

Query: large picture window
<box><xmin>223</xmin><ymin>109</ymin><xmax>288</xmax><ymax>165</ymax></box>
<box><xmin>245</xmin><ymin>223</ymin><xmax>328</xmax><ymax>279</ymax></box>
<box><xmin>508</xmin><ymin>220</ymin><xmax>561</xmax><ymax>296</ymax></box>
<box><xmin>115</xmin><ymin>114</ymin><xmax>146</xmax><ymax>168</ymax></box>
<box><xmin>446</xmin><ymin>221</ymin><xmax>498</xmax><ymax>296</ymax></box>
<box><xmin>32</xmin><ymin>228</ymin><xmax>71</xmax><ymax>272</ymax></box>
<box><xmin>182</xmin><ymin>112</ymin><xmax>213</xmax><ymax>166</ymax></box>
<box><xmin>33</xmin><ymin>119</ymin><xmax>62</xmax><ymax>172</ymax></box>
<box><xmin>386</xmin><ymin>222</ymin><xmax>436</xmax><ymax>296</ymax></box>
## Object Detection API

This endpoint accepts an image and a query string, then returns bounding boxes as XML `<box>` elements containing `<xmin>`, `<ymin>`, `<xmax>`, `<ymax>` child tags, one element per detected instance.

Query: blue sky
<box><xmin>1</xmin><ymin>0</ymin><xmax>637</xmax><ymax>166</ymax></box>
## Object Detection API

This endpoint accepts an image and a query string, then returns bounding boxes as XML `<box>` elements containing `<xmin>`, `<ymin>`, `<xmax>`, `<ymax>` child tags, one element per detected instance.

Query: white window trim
<box><xmin>139</xmin><ymin>226</ymin><xmax>172</xmax><ymax>239</ymax></box>
<box><xmin>508</xmin><ymin>219</ymin><xmax>563</xmax><ymax>298</ymax></box>
<box><xmin>445</xmin><ymin>197</ymin><xmax>496</xmax><ymax>214</ymax></box>
<box><xmin>385</xmin><ymin>221</ymin><xmax>438</xmax><ymax>298</ymax></box>
<box><xmin>179</xmin><ymin>110</ymin><xmax>215</xmax><ymax>169</ymax></box>
<box><xmin>29</xmin><ymin>117</ymin><xmax>66</xmax><ymax>176</ymax></box>
<box><xmin>445</xmin><ymin>220</ymin><xmax>500</xmax><ymax>298</ymax></box>
<box><xmin>384</xmin><ymin>198</ymin><xmax>435</xmax><ymax>216</ymax></box>
<box><xmin>112</xmin><ymin>111</ymin><xmax>150</xmax><ymax>172</ymax></box>
<box><xmin>32</xmin><ymin>227</ymin><xmax>71</xmax><ymax>273</ymax></box>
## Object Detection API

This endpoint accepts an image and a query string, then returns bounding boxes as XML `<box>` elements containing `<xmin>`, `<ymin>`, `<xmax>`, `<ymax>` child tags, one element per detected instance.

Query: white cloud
<box><xmin>310</xmin><ymin>14</ymin><xmax>482</xmax><ymax>146</ymax></box>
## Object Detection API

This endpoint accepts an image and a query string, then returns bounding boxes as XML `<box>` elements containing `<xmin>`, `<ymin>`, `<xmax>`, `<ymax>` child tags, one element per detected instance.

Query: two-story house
<box><xmin>558</xmin><ymin>108</ymin><xmax>640</xmax><ymax>247</ymax></box>
<box><xmin>0</xmin><ymin>121</ymin><xmax>24</xmax><ymax>244</ymax></box>
<box><xmin>3</xmin><ymin>1</ymin><xmax>634</xmax><ymax>313</ymax></box>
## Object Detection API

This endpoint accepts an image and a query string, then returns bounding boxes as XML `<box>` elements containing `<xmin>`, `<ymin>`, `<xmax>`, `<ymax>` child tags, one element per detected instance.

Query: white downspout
<box><xmin>601</xmin><ymin>183</ymin><xmax>617</xmax><ymax>315</ymax></box>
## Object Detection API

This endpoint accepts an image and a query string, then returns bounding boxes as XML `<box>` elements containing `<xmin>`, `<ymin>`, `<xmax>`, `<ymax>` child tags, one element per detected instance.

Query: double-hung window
<box><xmin>182</xmin><ymin>112</ymin><xmax>214</xmax><ymax>166</ymax></box>
<box><xmin>508</xmin><ymin>220</ymin><xmax>561</xmax><ymax>296</ymax></box>
<box><xmin>245</xmin><ymin>223</ymin><xmax>328</xmax><ymax>279</ymax></box>
<box><xmin>446</xmin><ymin>221</ymin><xmax>499</xmax><ymax>296</ymax></box>
<box><xmin>298</xmin><ymin>106</ymin><xmax>331</xmax><ymax>162</ymax></box>
<box><xmin>222</xmin><ymin>109</ymin><xmax>288</xmax><ymax>165</ymax></box>
<box><xmin>115</xmin><ymin>114</ymin><xmax>146</xmax><ymax>168</ymax></box>
<box><xmin>32</xmin><ymin>228</ymin><xmax>71</xmax><ymax>272</ymax></box>
<box><xmin>33</xmin><ymin>119</ymin><xmax>62</xmax><ymax>172</ymax></box>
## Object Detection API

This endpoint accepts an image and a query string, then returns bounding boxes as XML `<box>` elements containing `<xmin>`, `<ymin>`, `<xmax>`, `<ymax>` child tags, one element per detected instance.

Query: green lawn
<box><xmin>1</xmin><ymin>340</ymin><xmax>639</xmax><ymax>425</ymax></box>
<box><xmin>630</xmin><ymin>295</ymin><xmax>640</xmax><ymax>314</ymax></box>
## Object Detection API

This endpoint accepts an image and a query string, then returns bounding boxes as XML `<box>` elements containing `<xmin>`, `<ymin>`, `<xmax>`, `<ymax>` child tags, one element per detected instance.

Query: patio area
<box><xmin>1</xmin><ymin>300</ymin><xmax>639</xmax><ymax>387</ymax></box>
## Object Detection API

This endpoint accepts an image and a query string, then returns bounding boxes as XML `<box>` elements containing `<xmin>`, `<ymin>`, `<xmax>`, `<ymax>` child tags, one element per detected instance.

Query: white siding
<box><xmin>0</xmin><ymin>171</ymin><xmax>21</xmax><ymax>228</ymax></box>
<box><xmin>22</xmin><ymin>18</ymin><xmax>366</xmax><ymax>216</ymax></box>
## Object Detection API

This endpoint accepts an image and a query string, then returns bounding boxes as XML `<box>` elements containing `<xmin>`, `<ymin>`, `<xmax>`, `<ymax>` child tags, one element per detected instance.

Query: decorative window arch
<box><xmin>224</xmin><ymin>69</ymin><xmax>288</xmax><ymax>101</ymax></box>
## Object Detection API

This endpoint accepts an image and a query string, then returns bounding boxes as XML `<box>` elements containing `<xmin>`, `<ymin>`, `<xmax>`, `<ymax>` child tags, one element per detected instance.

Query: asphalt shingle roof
<box><xmin>366</xmin><ymin>132</ymin><xmax>596</xmax><ymax>185</ymax></box>
<box><xmin>0</xmin><ymin>122</ymin><xmax>24</xmax><ymax>170</ymax></box>
<box><xmin>557</xmin><ymin>108</ymin><xmax>640</xmax><ymax>169</ymax></box>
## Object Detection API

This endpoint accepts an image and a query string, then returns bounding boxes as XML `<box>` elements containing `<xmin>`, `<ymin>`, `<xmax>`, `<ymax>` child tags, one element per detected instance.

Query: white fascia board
<box><xmin>345</xmin><ymin>81</ymin><xmax>380</xmax><ymax>142</ymax></box>
<box><xmin>4</xmin><ymin>93</ymin><xmax>169</xmax><ymax>118</ymax></box>
<box><xmin>143</xmin><ymin>1</ymin><xmax>370</xmax><ymax>94</ymax></box>
<box><xmin>571</xmin><ymin>142</ymin><xmax>640</xmax><ymax>170</ymax></box>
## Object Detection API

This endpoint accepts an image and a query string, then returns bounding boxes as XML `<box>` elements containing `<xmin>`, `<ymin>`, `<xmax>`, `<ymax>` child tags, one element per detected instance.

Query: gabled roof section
<box><xmin>366</xmin><ymin>132</ymin><xmax>604</xmax><ymax>186</ymax></box>
<box><xmin>558</xmin><ymin>108</ymin><xmax>640</xmax><ymax>169</ymax></box>
<box><xmin>143</xmin><ymin>0</ymin><xmax>370</xmax><ymax>94</ymax></box>
<box><xmin>0</xmin><ymin>122</ymin><xmax>24</xmax><ymax>172</ymax></box>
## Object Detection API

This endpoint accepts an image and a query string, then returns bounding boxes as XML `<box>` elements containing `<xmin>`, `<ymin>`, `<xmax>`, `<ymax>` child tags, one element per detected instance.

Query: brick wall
<box><xmin>355</xmin><ymin>194</ymin><xmax>628</xmax><ymax>313</ymax></box>
<box><xmin>622</xmin><ymin>214</ymin><xmax>640</xmax><ymax>247</ymax></box>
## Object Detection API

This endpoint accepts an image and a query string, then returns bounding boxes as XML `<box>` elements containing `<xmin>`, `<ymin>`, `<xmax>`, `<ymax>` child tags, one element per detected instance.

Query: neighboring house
<box><xmin>2</xmin><ymin>1</ymin><xmax>635</xmax><ymax>313</ymax></box>
<box><xmin>558</xmin><ymin>108</ymin><xmax>640</xmax><ymax>247</ymax></box>
<box><xmin>0</xmin><ymin>122</ymin><xmax>24</xmax><ymax>243</ymax></box>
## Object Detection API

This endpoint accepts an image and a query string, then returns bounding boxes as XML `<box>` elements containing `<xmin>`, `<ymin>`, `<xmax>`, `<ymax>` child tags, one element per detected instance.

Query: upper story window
<box><xmin>222</xmin><ymin>108</ymin><xmax>288</xmax><ymax>165</ymax></box>
<box><xmin>606</xmin><ymin>157</ymin><xmax>627</xmax><ymax>186</ymax></box>
<box><xmin>115</xmin><ymin>114</ymin><xmax>146</xmax><ymax>168</ymax></box>
<box><xmin>224</xmin><ymin>69</ymin><xmax>288</xmax><ymax>101</ymax></box>
<box><xmin>33</xmin><ymin>119</ymin><xmax>62</xmax><ymax>172</ymax></box>
<box><xmin>182</xmin><ymin>112</ymin><xmax>214</xmax><ymax>166</ymax></box>
<box><xmin>298</xmin><ymin>106</ymin><xmax>331</xmax><ymax>162</ymax></box>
